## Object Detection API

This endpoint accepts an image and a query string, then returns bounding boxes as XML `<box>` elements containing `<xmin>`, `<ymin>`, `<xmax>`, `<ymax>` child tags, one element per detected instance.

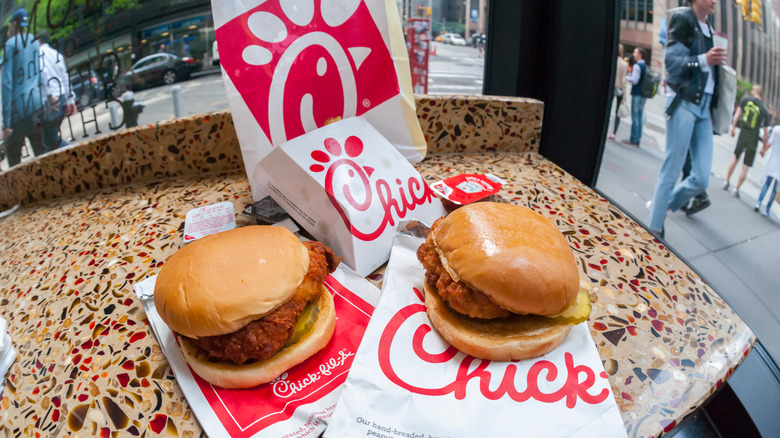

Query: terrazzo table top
<box><xmin>0</xmin><ymin>98</ymin><xmax>754</xmax><ymax>438</ymax></box>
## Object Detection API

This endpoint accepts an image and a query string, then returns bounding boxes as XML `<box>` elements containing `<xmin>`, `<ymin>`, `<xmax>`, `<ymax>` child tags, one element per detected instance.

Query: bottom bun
<box><xmin>179</xmin><ymin>286</ymin><xmax>337</xmax><ymax>389</ymax></box>
<box><xmin>424</xmin><ymin>283</ymin><xmax>572</xmax><ymax>361</ymax></box>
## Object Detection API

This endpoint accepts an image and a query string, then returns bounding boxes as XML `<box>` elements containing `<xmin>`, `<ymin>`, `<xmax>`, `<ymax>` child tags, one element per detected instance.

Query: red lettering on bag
<box><xmin>312</xmin><ymin>137</ymin><xmax>436</xmax><ymax>241</ymax></box>
<box><xmin>377</xmin><ymin>291</ymin><xmax>611</xmax><ymax>408</ymax></box>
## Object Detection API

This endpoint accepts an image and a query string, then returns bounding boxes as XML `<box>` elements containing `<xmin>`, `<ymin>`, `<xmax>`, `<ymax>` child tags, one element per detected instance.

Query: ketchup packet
<box><xmin>430</xmin><ymin>173</ymin><xmax>504</xmax><ymax>210</ymax></box>
<box><xmin>135</xmin><ymin>264</ymin><xmax>380</xmax><ymax>438</ymax></box>
<box><xmin>325</xmin><ymin>225</ymin><xmax>627</xmax><ymax>438</ymax></box>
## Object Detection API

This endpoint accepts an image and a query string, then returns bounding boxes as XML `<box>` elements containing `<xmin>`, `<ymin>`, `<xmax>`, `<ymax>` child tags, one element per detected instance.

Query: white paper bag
<box><xmin>713</xmin><ymin>65</ymin><xmax>737</xmax><ymax>135</ymax></box>
<box><xmin>212</xmin><ymin>0</ymin><xmax>426</xmax><ymax>201</ymax></box>
<box><xmin>326</xmin><ymin>230</ymin><xmax>627</xmax><ymax>438</ymax></box>
<box><xmin>258</xmin><ymin>117</ymin><xmax>445</xmax><ymax>276</ymax></box>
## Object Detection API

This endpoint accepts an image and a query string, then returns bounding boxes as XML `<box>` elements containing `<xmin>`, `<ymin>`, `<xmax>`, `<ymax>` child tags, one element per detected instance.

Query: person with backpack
<box><xmin>623</xmin><ymin>47</ymin><xmax>649</xmax><ymax>147</ymax></box>
<box><xmin>647</xmin><ymin>0</ymin><xmax>726</xmax><ymax>238</ymax></box>
<box><xmin>722</xmin><ymin>85</ymin><xmax>770</xmax><ymax>198</ymax></box>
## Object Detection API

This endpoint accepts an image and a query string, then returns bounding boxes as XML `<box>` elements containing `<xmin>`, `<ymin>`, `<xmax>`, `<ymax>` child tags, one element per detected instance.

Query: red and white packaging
<box><xmin>212</xmin><ymin>0</ymin><xmax>426</xmax><ymax>201</ymax></box>
<box><xmin>258</xmin><ymin>117</ymin><xmax>446</xmax><ymax>276</ymax></box>
<box><xmin>430</xmin><ymin>173</ymin><xmax>504</xmax><ymax>209</ymax></box>
<box><xmin>134</xmin><ymin>265</ymin><xmax>380</xmax><ymax>438</ymax></box>
<box><xmin>325</xmin><ymin>230</ymin><xmax>628</xmax><ymax>438</ymax></box>
<box><xmin>183</xmin><ymin>201</ymin><xmax>237</xmax><ymax>242</ymax></box>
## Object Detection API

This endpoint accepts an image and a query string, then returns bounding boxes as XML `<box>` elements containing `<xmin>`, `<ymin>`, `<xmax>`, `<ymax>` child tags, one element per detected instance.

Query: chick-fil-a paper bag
<box><xmin>258</xmin><ymin>117</ymin><xmax>445</xmax><ymax>276</ymax></box>
<box><xmin>325</xmin><ymin>230</ymin><xmax>628</xmax><ymax>438</ymax></box>
<box><xmin>212</xmin><ymin>0</ymin><xmax>426</xmax><ymax>201</ymax></box>
<box><xmin>135</xmin><ymin>265</ymin><xmax>380</xmax><ymax>438</ymax></box>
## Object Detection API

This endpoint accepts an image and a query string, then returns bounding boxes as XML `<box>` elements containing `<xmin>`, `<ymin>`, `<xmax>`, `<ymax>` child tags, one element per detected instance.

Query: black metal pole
<box><xmin>484</xmin><ymin>0</ymin><xmax>619</xmax><ymax>187</ymax></box>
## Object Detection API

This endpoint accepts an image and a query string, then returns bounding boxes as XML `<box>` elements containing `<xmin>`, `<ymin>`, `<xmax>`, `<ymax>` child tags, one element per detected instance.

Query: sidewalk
<box><xmin>597</xmin><ymin>93</ymin><xmax>780</xmax><ymax>435</ymax></box>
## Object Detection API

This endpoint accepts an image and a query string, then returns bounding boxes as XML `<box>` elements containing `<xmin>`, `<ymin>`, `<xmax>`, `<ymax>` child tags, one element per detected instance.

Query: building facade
<box><xmin>619</xmin><ymin>0</ymin><xmax>780</xmax><ymax>113</ymax></box>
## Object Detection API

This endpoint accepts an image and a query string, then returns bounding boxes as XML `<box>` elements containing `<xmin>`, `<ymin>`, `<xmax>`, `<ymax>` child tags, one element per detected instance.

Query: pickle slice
<box><xmin>545</xmin><ymin>289</ymin><xmax>591</xmax><ymax>325</ymax></box>
<box><xmin>284</xmin><ymin>301</ymin><xmax>320</xmax><ymax>347</ymax></box>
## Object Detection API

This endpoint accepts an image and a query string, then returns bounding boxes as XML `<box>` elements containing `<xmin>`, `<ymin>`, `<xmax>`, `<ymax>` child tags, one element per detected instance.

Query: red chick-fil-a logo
<box><xmin>309</xmin><ymin>136</ymin><xmax>436</xmax><ymax>241</ymax></box>
<box><xmin>376</xmin><ymin>288</ymin><xmax>611</xmax><ymax>408</ymax></box>
<box><xmin>272</xmin><ymin>348</ymin><xmax>355</xmax><ymax>398</ymax></box>
<box><xmin>216</xmin><ymin>0</ymin><xmax>399</xmax><ymax>146</ymax></box>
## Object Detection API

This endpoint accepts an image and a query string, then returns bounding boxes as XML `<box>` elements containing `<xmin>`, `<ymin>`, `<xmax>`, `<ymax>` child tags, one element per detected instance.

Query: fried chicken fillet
<box><xmin>416</xmin><ymin>218</ymin><xmax>511</xmax><ymax>319</ymax></box>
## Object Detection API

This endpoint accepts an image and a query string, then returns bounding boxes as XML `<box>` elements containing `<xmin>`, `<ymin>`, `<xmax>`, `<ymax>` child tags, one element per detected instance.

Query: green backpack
<box><xmin>639</xmin><ymin>66</ymin><xmax>661</xmax><ymax>99</ymax></box>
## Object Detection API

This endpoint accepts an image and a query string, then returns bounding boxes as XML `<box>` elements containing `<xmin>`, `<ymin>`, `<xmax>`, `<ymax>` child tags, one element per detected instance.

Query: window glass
<box><xmin>0</xmin><ymin>0</ymin><xmax>489</xmax><ymax>172</ymax></box>
<box><xmin>0</xmin><ymin>1</ymin><xmax>222</xmax><ymax>172</ymax></box>
<box><xmin>599</xmin><ymin>2</ymin><xmax>779</xmax><ymax>359</ymax></box>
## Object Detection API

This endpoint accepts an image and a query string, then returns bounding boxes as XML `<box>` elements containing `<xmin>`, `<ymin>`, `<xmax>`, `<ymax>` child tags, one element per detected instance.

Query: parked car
<box><xmin>117</xmin><ymin>52</ymin><xmax>201</xmax><ymax>91</ymax></box>
<box><xmin>442</xmin><ymin>33</ymin><xmax>466</xmax><ymax>46</ymax></box>
<box><xmin>69</xmin><ymin>69</ymin><xmax>107</xmax><ymax>108</ymax></box>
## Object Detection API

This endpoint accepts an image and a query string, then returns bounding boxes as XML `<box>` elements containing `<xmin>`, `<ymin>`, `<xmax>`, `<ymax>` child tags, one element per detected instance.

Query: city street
<box><xmin>427</xmin><ymin>42</ymin><xmax>484</xmax><ymax>95</ymax></box>
<box><xmin>1</xmin><ymin>68</ymin><xmax>229</xmax><ymax>171</ymax></box>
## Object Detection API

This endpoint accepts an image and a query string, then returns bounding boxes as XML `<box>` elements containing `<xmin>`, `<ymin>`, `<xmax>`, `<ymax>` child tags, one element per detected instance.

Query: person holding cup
<box><xmin>647</xmin><ymin>0</ymin><xmax>726</xmax><ymax>238</ymax></box>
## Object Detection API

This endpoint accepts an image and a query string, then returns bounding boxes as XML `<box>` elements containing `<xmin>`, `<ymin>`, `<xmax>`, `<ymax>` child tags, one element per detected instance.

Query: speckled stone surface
<box><xmin>0</xmin><ymin>96</ymin><xmax>542</xmax><ymax>211</ymax></box>
<box><xmin>415</xmin><ymin>95</ymin><xmax>543</xmax><ymax>154</ymax></box>
<box><xmin>0</xmin><ymin>98</ymin><xmax>753</xmax><ymax>438</ymax></box>
<box><xmin>0</xmin><ymin>112</ymin><xmax>243</xmax><ymax>212</ymax></box>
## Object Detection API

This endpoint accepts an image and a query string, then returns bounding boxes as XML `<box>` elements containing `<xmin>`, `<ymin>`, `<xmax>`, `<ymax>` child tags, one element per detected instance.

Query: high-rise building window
<box><xmin>620</xmin><ymin>0</ymin><xmax>651</xmax><ymax>24</ymax></box>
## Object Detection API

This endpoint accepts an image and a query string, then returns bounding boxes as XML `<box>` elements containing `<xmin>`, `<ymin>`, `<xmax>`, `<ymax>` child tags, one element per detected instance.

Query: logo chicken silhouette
<box><xmin>216</xmin><ymin>0</ymin><xmax>399</xmax><ymax>146</ymax></box>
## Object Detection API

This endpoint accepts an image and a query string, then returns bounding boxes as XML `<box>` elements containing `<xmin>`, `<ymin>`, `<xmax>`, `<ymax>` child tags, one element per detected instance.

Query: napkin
<box><xmin>0</xmin><ymin>317</ymin><xmax>18</xmax><ymax>395</ymax></box>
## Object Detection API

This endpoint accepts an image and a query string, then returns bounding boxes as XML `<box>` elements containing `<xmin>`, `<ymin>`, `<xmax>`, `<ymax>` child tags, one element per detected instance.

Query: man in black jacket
<box><xmin>647</xmin><ymin>0</ymin><xmax>726</xmax><ymax>237</ymax></box>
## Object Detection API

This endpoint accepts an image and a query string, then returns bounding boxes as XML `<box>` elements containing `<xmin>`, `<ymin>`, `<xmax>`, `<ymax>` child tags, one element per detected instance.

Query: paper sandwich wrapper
<box><xmin>325</xmin><ymin>230</ymin><xmax>628</xmax><ymax>438</ymax></box>
<box><xmin>135</xmin><ymin>265</ymin><xmax>381</xmax><ymax>438</ymax></box>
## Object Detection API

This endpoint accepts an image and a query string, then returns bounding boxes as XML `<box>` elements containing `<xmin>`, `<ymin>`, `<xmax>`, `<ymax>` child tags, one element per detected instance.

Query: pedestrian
<box><xmin>754</xmin><ymin>125</ymin><xmax>780</xmax><ymax>216</ymax></box>
<box><xmin>622</xmin><ymin>47</ymin><xmax>648</xmax><ymax>147</ymax></box>
<box><xmin>722</xmin><ymin>85</ymin><xmax>770</xmax><ymax>198</ymax></box>
<box><xmin>609</xmin><ymin>44</ymin><xmax>628</xmax><ymax>141</ymax></box>
<box><xmin>1</xmin><ymin>8</ymin><xmax>46</xmax><ymax>168</ymax></box>
<box><xmin>37</xmin><ymin>30</ymin><xmax>77</xmax><ymax>151</ymax></box>
<box><xmin>647</xmin><ymin>0</ymin><xmax>726</xmax><ymax>237</ymax></box>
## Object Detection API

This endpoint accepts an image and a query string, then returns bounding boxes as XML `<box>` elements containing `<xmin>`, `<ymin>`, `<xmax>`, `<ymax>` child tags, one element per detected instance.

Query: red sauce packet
<box><xmin>430</xmin><ymin>174</ymin><xmax>504</xmax><ymax>210</ymax></box>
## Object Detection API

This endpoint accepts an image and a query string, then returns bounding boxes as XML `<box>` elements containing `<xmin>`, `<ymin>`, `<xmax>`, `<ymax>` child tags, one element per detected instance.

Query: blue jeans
<box><xmin>648</xmin><ymin>94</ymin><xmax>713</xmax><ymax>231</ymax></box>
<box><xmin>630</xmin><ymin>94</ymin><xmax>647</xmax><ymax>144</ymax></box>
<box><xmin>756</xmin><ymin>177</ymin><xmax>778</xmax><ymax>213</ymax></box>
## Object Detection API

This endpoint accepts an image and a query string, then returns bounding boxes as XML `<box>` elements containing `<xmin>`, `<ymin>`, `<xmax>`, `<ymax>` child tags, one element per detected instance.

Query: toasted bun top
<box><xmin>154</xmin><ymin>226</ymin><xmax>309</xmax><ymax>338</ymax></box>
<box><xmin>432</xmin><ymin>202</ymin><xmax>578</xmax><ymax>316</ymax></box>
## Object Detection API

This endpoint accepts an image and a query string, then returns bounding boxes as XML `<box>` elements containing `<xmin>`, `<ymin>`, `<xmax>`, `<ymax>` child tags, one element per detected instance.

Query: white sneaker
<box><xmin>734</xmin><ymin>190</ymin><xmax>740</xmax><ymax>199</ymax></box>
<box><xmin>722</xmin><ymin>181</ymin><xmax>730</xmax><ymax>190</ymax></box>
